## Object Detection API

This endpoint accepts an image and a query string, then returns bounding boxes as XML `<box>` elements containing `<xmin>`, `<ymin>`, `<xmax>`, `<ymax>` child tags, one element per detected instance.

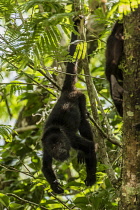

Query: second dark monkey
<box><xmin>105</xmin><ymin>21</ymin><xmax>124</xmax><ymax>116</ymax></box>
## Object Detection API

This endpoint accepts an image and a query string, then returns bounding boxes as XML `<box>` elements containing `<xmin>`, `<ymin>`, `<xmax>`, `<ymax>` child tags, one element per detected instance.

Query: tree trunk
<box><xmin>119</xmin><ymin>6</ymin><xmax>140</xmax><ymax>210</ymax></box>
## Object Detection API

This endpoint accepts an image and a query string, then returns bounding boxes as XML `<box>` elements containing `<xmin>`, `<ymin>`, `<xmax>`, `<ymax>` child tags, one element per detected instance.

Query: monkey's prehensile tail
<box><xmin>62</xmin><ymin>18</ymin><xmax>81</xmax><ymax>92</ymax></box>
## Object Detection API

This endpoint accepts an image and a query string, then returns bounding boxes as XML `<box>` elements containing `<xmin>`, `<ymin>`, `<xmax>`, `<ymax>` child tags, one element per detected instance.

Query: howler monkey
<box><xmin>41</xmin><ymin>17</ymin><xmax>97</xmax><ymax>194</ymax></box>
<box><xmin>105</xmin><ymin>21</ymin><xmax>124</xmax><ymax>116</ymax></box>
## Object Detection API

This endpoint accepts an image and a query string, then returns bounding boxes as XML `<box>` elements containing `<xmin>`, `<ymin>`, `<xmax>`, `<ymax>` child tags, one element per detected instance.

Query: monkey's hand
<box><xmin>51</xmin><ymin>180</ymin><xmax>64</xmax><ymax>194</ymax></box>
<box><xmin>110</xmin><ymin>75</ymin><xmax>124</xmax><ymax>102</ymax></box>
<box><xmin>77</xmin><ymin>151</ymin><xmax>85</xmax><ymax>164</ymax></box>
<box><xmin>85</xmin><ymin>174</ymin><xmax>96</xmax><ymax>187</ymax></box>
<box><xmin>112</xmin><ymin>83</ymin><xmax>124</xmax><ymax>102</ymax></box>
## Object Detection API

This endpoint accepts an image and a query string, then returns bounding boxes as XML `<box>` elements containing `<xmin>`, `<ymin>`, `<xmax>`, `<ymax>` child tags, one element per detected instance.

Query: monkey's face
<box><xmin>115</xmin><ymin>24</ymin><xmax>124</xmax><ymax>40</ymax></box>
<box><xmin>47</xmin><ymin>133</ymin><xmax>70</xmax><ymax>162</ymax></box>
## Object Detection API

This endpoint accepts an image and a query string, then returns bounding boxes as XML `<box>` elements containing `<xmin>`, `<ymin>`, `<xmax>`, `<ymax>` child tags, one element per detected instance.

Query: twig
<box><xmin>6</xmin><ymin>193</ymin><xmax>49</xmax><ymax>210</ymax></box>
<box><xmin>15</xmin><ymin>125</ymin><xmax>38</xmax><ymax>133</ymax></box>
<box><xmin>0</xmin><ymin>82</ymin><xmax>36</xmax><ymax>86</ymax></box>
<box><xmin>48</xmin><ymin>192</ymin><xmax>73</xmax><ymax>210</ymax></box>
<box><xmin>0</xmin><ymin>56</ymin><xmax>56</xmax><ymax>96</ymax></box>
<box><xmin>28</xmin><ymin>63</ymin><xmax>60</xmax><ymax>90</ymax></box>
<box><xmin>1</xmin><ymin>165</ymin><xmax>74</xmax><ymax>209</ymax></box>
<box><xmin>21</xmin><ymin>71</ymin><xmax>56</xmax><ymax>97</ymax></box>
<box><xmin>15</xmin><ymin>0</ymin><xmax>25</xmax><ymax>24</ymax></box>
<box><xmin>0</xmin><ymin>164</ymin><xmax>34</xmax><ymax>178</ymax></box>
<box><xmin>38</xmin><ymin>68</ymin><xmax>60</xmax><ymax>90</ymax></box>
<box><xmin>47</xmin><ymin>64</ymin><xmax>105</xmax><ymax>80</ymax></box>
<box><xmin>4</xmin><ymin>95</ymin><xmax>13</xmax><ymax>118</ymax></box>
<box><xmin>81</xmin><ymin>19</ymin><xmax>118</xmax><ymax>186</ymax></box>
<box><xmin>89</xmin><ymin>116</ymin><xmax>122</xmax><ymax>147</ymax></box>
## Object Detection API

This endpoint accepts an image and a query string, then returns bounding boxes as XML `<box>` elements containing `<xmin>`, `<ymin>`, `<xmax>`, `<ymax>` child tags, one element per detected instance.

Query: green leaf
<box><xmin>74</xmin><ymin>197</ymin><xmax>89</xmax><ymax>204</ymax></box>
<box><xmin>9</xmin><ymin>203</ymin><xmax>23</xmax><ymax>209</ymax></box>
<box><xmin>0</xmin><ymin>193</ymin><xmax>9</xmax><ymax>207</ymax></box>
<box><xmin>0</xmin><ymin>125</ymin><xmax>14</xmax><ymax>142</ymax></box>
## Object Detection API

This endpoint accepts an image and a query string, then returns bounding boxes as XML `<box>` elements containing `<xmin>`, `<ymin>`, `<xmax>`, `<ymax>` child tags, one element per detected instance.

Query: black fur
<box><xmin>105</xmin><ymin>21</ymin><xmax>124</xmax><ymax>116</ymax></box>
<box><xmin>41</xmin><ymin>18</ymin><xmax>97</xmax><ymax>194</ymax></box>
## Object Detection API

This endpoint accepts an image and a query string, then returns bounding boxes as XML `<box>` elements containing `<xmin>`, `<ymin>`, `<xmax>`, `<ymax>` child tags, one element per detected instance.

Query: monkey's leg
<box><xmin>78</xmin><ymin>93</ymin><xmax>93</xmax><ymax>140</ymax></box>
<box><xmin>79</xmin><ymin>119</ymin><xmax>94</xmax><ymax>141</ymax></box>
<box><xmin>67</xmin><ymin>133</ymin><xmax>97</xmax><ymax>186</ymax></box>
<box><xmin>77</xmin><ymin>119</ymin><xmax>95</xmax><ymax>163</ymax></box>
<box><xmin>78</xmin><ymin>131</ymin><xmax>97</xmax><ymax>186</ymax></box>
<box><xmin>42</xmin><ymin>150</ymin><xmax>64</xmax><ymax>194</ymax></box>
<box><xmin>77</xmin><ymin>94</ymin><xmax>94</xmax><ymax>163</ymax></box>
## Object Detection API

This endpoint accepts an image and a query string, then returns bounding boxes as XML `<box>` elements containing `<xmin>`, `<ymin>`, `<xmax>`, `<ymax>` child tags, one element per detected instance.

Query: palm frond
<box><xmin>0</xmin><ymin>125</ymin><xmax>15</xmax><ymax>142</ymax></box>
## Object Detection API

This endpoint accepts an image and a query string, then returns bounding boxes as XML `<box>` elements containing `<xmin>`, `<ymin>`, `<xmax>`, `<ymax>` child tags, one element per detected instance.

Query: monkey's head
<box><xmin>113</xmin><ymin>22</ymin><xmax>124</xmax><ymax>40</ymax></box>
<box><xmin>42</xmin><ymin>128</ymin><xmax>71</xmax><ymax>161</ymax></box>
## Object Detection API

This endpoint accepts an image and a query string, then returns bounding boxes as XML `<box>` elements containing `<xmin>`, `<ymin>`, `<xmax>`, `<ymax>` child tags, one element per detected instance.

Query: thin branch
<box><xmin>0</xmin><ymin>56</ymin><xmax>56</xmax><ymax>96</ymax></box>
<box><xmin>21</xmin><ymin>71</ymin><xmax>56</xmax><ymax>97</ymax></box>
<box><xmin>0</xmin><ymin>82</ymin><xmax>55</xmax><ymax>90</ymax></box>
<box><xmin>98</xmin><ymin>91</ymin><xmax>113</xmax><ymax>105</ymax></box>
<box><xmin>0</xmin><ymin>82</ymin><xmax>35</xmax><ymax>85</ymax></box>
<box><xmin>4</xmin><ymin>95</ymin><xmax>13</xmax><ymax>118</ymax></box>
<box><xmin>0</xmin><ymin>35</ymin><xmax>16</xmax><ymax>52</ymax></box>
<box><xmin>48</xmin><ymin>192</ymin><xmax>73</xmax><ymax>210</ymax></box>
<box><xmin>15</xmin><ymin>0</ymin><xmax>25</xmax><ymax>24</ymax></box>
<box><xmin>0</xmin><ymin>164</ymin><xmax>34</xmax><ymax>178</ymax></box>
<box><xmin>14</xmin><ymin>125</ymin><xmax>38</xmax><ymax>133</ymax></box>
<box><xmin>1</xmin><ymin>164</ymin><xmax>73</xmax><ymax>209</ymax></box>
<box><xmin>17</xmin><ymin>157</ymin><xmax>32</xmax><ymax>174</ymax></box>
<box><xmin>28</xmin><ymin>62</ymin><xmax>60</xmax><ymax>90</ymax></box>
<box><xmin>89</xmin><ymin>115</ymin><xmax>122</xmax><ymax>147</ymax></box>
<box><xmin>6</xmin><ymin>193</ymin><xmax>49</xmax><ymax>210</ymax></box>
<box><xmin>0</xmin><ymin>34</ymin><xmax>59</xmax><ymax>91</ymax></box>
<box><xmin>80</xmin><ymin>20</ymin><xmax>118</xmax><ymax>186</ymax></box>
<box><xmin>38</xmin><ymin>68</ymin><xmax>60</xmax><ymax>90</ymax></box>
<box><xmin>47</xmin><ymin>64</ymin><xmax>105</xmax><ymax>80</ymax></box>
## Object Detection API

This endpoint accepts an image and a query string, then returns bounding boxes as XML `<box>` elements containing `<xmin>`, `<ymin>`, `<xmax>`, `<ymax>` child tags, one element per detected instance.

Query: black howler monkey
<box><xmin>105</xmin><ymin>21</ymin><xmax>124</xmax><ymax>116</ymax></box>
<box><xmin>41</xmin><ymin>17</ymin><xmax>97</xmax><ymax>194</ymax></box>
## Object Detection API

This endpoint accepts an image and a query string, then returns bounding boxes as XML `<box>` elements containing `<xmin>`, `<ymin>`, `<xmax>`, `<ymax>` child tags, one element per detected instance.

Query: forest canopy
<box><xmin>0</xmin><ymin>0</ymin><xmax>140</xmax><ymax>209</ymax></box>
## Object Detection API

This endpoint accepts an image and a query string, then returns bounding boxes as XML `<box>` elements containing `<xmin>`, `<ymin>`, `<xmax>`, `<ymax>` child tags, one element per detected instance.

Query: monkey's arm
<box><xmin>84</xmin><ymin>150</ymin><xmax>97</xmax><ymax>186</ymax></box>
<box><xmin>42</xmin><ymin>150</ymin><xmax>64</xmax><ymax>194</ymax></box>
<box><xmin>77</xmin><ymin>94</ymin><xmax>97</xmax><ymax>184</ymax></box>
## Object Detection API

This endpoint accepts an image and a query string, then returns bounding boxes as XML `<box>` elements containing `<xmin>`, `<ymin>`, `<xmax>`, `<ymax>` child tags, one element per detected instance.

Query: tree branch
<box><xmin>81</xmin><ymin>22</ymin><xmax>118</xmax><ymax>186</ymax></box>
<box><xmin>48</xmin><ymin>192</ymin><xmax>73</xmax><ymax>210</ymax></box>
<box><xmin>6</xmin><ymin>193</ymin><xmax>49</xmax><ymax>210</ymax></box>
<box><xmin>0</xmin><ymin>164</ymin><xmax>34</xmax><ymax>178</ymax></box>
<box><xmin>14</xmin><ymin>125</ymin><xmax>38</xmax><ymax>133</ymax></box>
<box><xmin>89</xmin><ymin>115</ymin><xmax>122</xmax><ymax>147</ymax></box>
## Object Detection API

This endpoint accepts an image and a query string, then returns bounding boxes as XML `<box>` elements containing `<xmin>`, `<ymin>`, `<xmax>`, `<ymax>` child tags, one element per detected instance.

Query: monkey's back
<box><xmin>45</xmin><ymin>90</ymin><xmax>82</xmax><ymax>132</ymax></box>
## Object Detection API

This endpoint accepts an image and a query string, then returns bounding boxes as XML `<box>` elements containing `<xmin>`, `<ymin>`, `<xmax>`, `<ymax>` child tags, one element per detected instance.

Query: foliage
<box><xmin>0</xmin><ymin>0</ymin><xmax>138</xmax><ymax>209</ymax></box>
